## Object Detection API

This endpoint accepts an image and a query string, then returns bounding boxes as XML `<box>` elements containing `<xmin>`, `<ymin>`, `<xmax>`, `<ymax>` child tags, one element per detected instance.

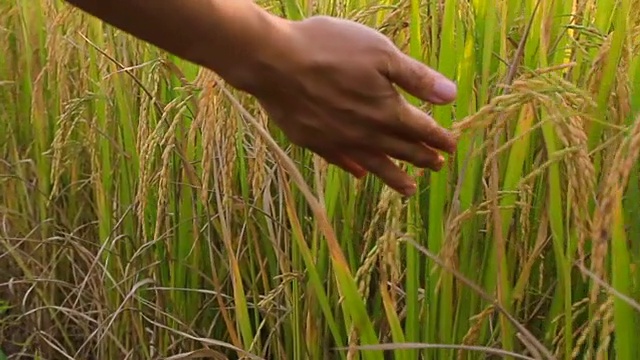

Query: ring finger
<box><xmin>347</xmin><ymin>150</ymin><xmax>417</xmax><ymax>196</ymax></box>
<box><xmin>392</xmin><ymin>97</ymin><xmax>457</xmax><ymax>154</ymax></box>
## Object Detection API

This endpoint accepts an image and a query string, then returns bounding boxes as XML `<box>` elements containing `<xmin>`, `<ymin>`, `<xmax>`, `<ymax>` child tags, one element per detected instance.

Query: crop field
<box><xmin>1</xmin><ymin>0</ymin><xmax>640</xmax><ymax>359</ymax></box>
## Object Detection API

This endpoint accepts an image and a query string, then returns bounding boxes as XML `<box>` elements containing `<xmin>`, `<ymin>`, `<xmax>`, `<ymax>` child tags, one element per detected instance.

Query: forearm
<box><xmin>64</xmin><ymin>0</ymin><xmax>291</xmax><ymax>82</ymax></box>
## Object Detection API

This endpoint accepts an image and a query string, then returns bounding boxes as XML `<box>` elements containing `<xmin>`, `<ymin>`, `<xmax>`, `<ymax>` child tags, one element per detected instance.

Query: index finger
<box><xmin>384</xmin><ymin>50</ymin><xmax>457</xmax><ymax>105</ymax></box>
<box><xmin>396</xmin><ymin>98</ymin><xmax>457</xmax><ymax>154</ymax></box>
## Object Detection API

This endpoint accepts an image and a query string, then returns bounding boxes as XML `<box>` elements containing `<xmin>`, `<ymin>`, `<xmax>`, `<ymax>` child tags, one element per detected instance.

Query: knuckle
<box><xmin>355</xmin><ymin>129</ymin><xmax>377</xmax><ymax>145</ymax></box>
<box><xmin>340</xmin><ymin>125</ymin><xmax>368</xmax><ymax>144</ymax></box>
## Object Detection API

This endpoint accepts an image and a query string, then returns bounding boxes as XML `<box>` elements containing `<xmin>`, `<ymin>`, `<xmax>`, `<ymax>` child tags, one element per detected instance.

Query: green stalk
<box><xmin>475</xmin><ymin>0</ymin><xmax>499</xmax><ymax>347</ymax></box>
<box><xmin>587</xmin><ymin>0</ymin><xmax>629</xmax><ymax>151</ymax></box>
<box><xmin>85</xmin><ymin>19</ymin><xmax>120</xmax><ymax>358</ymax></box>
<box><xmin>282</xmin><ymin>176</ymin><xmax>348</xmax><ymax>360</ymax></box>
<box><xmin>626</xmin><ymin>53</ymin><xmax>640</xmax><ymax>298</ymax></box>
<box><xmin>611</xmin><ymin>194</ymin><xmax>636</xmax><ymax>360</ymax></box>
<box><xmin>107</xmin><ymin>30</ymin><xmax>143</xmax><ymax>352</ymax></box>
<box><xmin>501</xmin><ymin>103</ymin><xmax>535</xmax><ymax>294</ymax></box>
<box><xmin>404</xmin><ymin>2</ymin><xmax>422</xmax><ymax>359</ymax></box>
<box><xmin>18</xmin><ymin>0</ymin><xmax>50</xmax><ymax>238</ymax></box>
<box><xmin>453</xmin><ymin>8</ymin><xmax>480</xmax><ymax>346</ymax></box>
<box><xmin>536</xmin><ymin>2</ymin><xmax>571</xmax><ymax>358</ymax></box>
<box><xmin>630</xmin><ymin>54</ymin><xmax>640</xmax><ymax>114</ymax></box>
<box><xmin>281</xmin><ymin>0</ymin><xmax>304</xmax><ymax>20</ymax></box>
<box><xmin>430</xmin><ymin>0</ymin><xmax>457</xmax><ymax>357</ymax></box>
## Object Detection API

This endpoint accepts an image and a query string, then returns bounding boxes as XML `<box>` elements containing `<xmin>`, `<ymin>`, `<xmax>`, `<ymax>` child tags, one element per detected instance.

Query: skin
<box><xmin>64</xmin><ymin>0</ymin><xmax>458</xmax><ymax>196</ymax></box>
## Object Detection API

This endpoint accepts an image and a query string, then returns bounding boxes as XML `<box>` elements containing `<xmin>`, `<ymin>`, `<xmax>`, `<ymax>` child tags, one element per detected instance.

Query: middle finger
<box><xmin>359</xmin><ymin>133</ymin><xmax>445</xmax><ymax>171</ymax></box>
<box><xmin>392</xmin><ymin>98</ymin><xmax>457</xmax><ymax>154</ymax></box>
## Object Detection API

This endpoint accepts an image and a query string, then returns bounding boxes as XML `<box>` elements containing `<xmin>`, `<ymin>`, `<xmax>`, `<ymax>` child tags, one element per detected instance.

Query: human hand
<box><xmin>229</xmin><ymin>15</ymin><xmax>458</xmax><ymax>196</ymax></box>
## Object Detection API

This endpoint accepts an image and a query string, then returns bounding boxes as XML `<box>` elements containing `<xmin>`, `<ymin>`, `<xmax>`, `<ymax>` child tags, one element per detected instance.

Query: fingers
<box><xmin>348</xmin><ymin>150</ymin><xmax>417</xmax><ymax>196</ymax></box>
<box><xmin>313</xmin><ymin>132</ymin><xmax>445</xmax><ymax>196</ymax></box>
<box><xmin>315</xmin><ymin>149</ymin><xmax>368</xmax><ymax>178</ymax></box>
<box><xmin>394</xmin><ymin>98</ymin><xmax>457</xmax><ymax>154</ymax></box>
<box><xmin>385</xmin><ymin>50</ymin><xmax>457</xmax><ymax>105</ymax></box>
<box><xmin>366</xmin><ymin>133</ymin><xmax>445</xmax><ymax>170</ymax></box>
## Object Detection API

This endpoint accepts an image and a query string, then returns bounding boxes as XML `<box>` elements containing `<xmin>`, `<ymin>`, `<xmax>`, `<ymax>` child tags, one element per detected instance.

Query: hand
<box><xmin>229</xmin><ymin>15</ymin><xmax>458</xmax><ymax>196</ymax></box>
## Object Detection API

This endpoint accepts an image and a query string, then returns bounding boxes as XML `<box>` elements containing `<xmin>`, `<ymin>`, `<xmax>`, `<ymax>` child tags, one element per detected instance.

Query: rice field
<box><xmin>1</xmin><ymin>0</ymin><xmax>640</xmax><ymax>359</ymax></box>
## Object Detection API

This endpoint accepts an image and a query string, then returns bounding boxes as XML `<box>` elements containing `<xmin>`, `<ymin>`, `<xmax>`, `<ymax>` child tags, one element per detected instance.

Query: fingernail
<box><xmin>431</xmin><ymin>155</ymin><xmax>445</xmax><ymax>171</ymax></box>
<box><xmin>433</xmin><ymin>79</ymin><xmax>457</xmax><ymax>102</ymax></box>
<box><xmin>446</xmin><ymin>139</ymin><xmax>457</xmax><ymax>154</ymax></box>
<box><xmin>402</xmin><ymin>183</ymin><xmax>417</xmax><ymax>196</ymax></box>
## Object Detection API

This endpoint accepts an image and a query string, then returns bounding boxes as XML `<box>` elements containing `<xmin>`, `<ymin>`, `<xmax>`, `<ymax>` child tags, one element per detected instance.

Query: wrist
<box><xmin>195</xmin><ymin>4</ymin><xmax>298</xmax><ymax>94</ymax></box>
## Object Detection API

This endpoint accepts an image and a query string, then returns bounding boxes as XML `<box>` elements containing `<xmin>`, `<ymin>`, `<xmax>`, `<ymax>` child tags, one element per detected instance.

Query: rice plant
<box><xmin>1</xmin><ymin>0</ymin><xmax>640</xmax><ymax>359</ymax></box>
